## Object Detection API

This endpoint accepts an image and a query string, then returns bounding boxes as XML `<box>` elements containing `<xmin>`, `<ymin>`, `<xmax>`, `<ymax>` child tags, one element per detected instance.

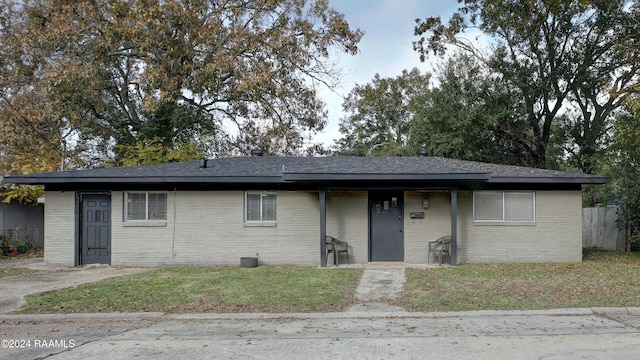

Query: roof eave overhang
<box><xmin>281</xmin><ymin>173</ymin><xmax>491</xmax><ymax>182</ymax></box>
<box><xmin>4</xmin><ymin>174</ymin><xmax>610</xmax><ymax>187</ymax></box>
<box><xmin>2</xmin><ymin>176</ymin><xmax>284</xmax><ymax>185</ymax></box>
<box><xmin>487</xmin><ymin>177</ymin><xmax>611</xmax><ymax>185</ymax></box>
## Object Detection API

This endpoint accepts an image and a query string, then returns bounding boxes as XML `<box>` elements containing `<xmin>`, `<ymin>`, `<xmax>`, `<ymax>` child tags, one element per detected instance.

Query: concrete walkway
<box><xmin>348</xmin><ymin>264</ymin><xmax>405</xmax><ymax>312</ymax></box>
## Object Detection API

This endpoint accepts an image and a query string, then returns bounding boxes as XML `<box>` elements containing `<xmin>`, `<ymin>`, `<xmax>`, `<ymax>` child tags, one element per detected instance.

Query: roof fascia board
<box><xmin>2</xmin><ymin>176</ymin><xmax>284</xmax><ymax>185</ymax></box>
<box><xmin>487</xmin><ymin>177</ymin><xmax>611</xmax><ymax>185</ymax></box>
<box><xmin>281</xmin><ymin>173</ymin><xmax>491</xmax><ymax>181</ymax></box>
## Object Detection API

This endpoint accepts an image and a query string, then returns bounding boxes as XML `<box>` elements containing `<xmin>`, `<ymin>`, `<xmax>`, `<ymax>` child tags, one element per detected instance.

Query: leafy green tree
<box><xmin>334</xmin><ymin>68</ymin><xmax>431</xmax><ymax>156</ymax></box>
<box><xmin>113</xmin><ymin>136</ymin><xmax>203</xmax><ymax>167</ymax></box>
<box><xmin>0</xmin><ymin>93</ymin><xmax>73</xmax><ymax>174</ymax></box>
<box><xmin>561</xmin><ymin>1</ymin><xmax>640</xmax><ymax>173</ymax></box>
<box><xmin>414</xmin><ymin>0</ymin><xmax>639</xmax><ymax>171</ymax></box>
<box><xmin>410</xmin><ymin>53</ymin><xmax>533</xmax><ymax>165</ymax></box>
<box><xmin>0</xmin><ymin>0</ymin><xmax>363</xmax><ymax>171</ymax></box>
<box><xmin>1</xmin><ymin>184</ymin><xmax>45</xmax><ymax>205</ymax></box>
<box><xmin>591</xmin><ymin>97</ymin><xmax>640</xmax><ymax>251</ymax></box>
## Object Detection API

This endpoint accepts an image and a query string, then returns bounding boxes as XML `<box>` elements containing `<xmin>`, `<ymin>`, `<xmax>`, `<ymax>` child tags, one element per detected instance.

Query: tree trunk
<box><xmin>626</xmin><ymin>208</ymin><xmax>632</xmax><ymax>253</ymax></box>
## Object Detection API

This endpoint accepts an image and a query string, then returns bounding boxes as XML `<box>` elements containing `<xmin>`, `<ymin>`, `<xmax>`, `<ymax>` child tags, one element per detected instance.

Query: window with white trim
<box><xmin>473</xmin><ymin>191</ymin><xmax>535</xmax><ymax>222</ymax></box>
<box><xmin>125</xmin><ymin>192</ymin><xmax>167</xmax><ymax>221</ymax></box>
<box><xmin>245</xmin><ymin>191</ymin><xmax>276</xmax><ymax>222</ymax></box>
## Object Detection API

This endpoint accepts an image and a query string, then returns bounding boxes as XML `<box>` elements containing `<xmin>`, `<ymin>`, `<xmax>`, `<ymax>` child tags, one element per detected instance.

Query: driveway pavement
<box><xmin>0</xmin><ymin>260</ymin><xmax>639</xmax><ymax>359</ymax></box>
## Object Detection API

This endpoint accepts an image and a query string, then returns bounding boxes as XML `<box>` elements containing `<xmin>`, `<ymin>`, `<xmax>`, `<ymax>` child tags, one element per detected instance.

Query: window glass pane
<box><xmin>505</xmin><ymin>192</ymin><xmax>534</xmax><ymax>221</ymax></box>
<box><xmin>262</xmin><ymin>193</ymin><xmax>277</xmax><ymax>221</ymax></box>
<box><xmin>127</xmin><ymin>193</ymin><xmax>146</xmax><ymax>220</ymax></box>
<box><xmin>474</xmin><ymin>192</ymin><xmax>503</xmax><ymax>220</ymax></box>
<box><xmin>148</xmin><ymin>193</ymin><xmax>167</xmax><ymax>220</ymax></box>
<box><xmin>246</xmin><ymin>193</ymin><xmax>261</xmax><ymax>221</ymax></box>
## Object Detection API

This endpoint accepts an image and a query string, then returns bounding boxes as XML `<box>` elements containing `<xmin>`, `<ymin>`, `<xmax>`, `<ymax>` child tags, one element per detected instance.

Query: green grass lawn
<box><xmin>400</xmin><ymin>249</ymin><xmax>640</xmax><ymax>312</ymax></box>
<box><xmin>12</xmin><ymin>249</ymin><xmax>640</xmax><ymax>314</ymax></box>
<box><xmin>15</xmin><ymin>266</ymin><xmax>363</xmax><ymax>314</ymax></box>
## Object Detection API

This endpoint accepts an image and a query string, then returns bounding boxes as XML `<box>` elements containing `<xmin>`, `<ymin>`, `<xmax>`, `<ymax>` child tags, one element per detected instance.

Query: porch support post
<box><xmin>320</xmin><ymin>187</ymin><xmax>327</xmax><ymax>267</ymax></box>
<box><xmin>450</xmin><ymin>186</ymin><xmax>458</xmax><ymax>266</ymax></box>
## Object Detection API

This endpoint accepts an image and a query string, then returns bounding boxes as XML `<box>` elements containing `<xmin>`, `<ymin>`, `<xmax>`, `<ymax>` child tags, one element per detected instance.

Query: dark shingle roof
<box><xmin>1</xmin><ymin>156</ymin><xmax>609</xmax><ymax>186</ymax></box>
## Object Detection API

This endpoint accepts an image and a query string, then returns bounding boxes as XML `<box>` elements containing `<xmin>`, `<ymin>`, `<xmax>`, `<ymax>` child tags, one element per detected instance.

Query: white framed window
<box><xmin>245</xmin><ymin>191</ymin><xmax>277</xmax><ymax>222</ymax></box>
<box><xmin>125</xmin><ymin>192</ymin><xmax>167</xmax><ymax>221</ymax></box>
<box><xmin>473</xmin><ymin>191</ymin><xmax>535</xmax><ymax>222</ymax></box>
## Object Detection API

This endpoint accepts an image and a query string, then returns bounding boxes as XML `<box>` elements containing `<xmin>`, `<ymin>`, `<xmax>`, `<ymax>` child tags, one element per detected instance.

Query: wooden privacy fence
<box><xmin>0</xmin><ymin>201</ymin><xmax>44</xmax><ymax>249</ymax></box>
<box><xmin>583</xmin><ymin>207</ymin><xmax>625</xmax><ymax>251</ymax></box>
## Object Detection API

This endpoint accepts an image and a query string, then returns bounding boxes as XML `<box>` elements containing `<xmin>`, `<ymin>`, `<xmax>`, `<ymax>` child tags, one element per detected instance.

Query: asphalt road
<box><xmin>1</xmin><ymin>309</ymin><xmax>639</xmax><ymax>360</ymax></box>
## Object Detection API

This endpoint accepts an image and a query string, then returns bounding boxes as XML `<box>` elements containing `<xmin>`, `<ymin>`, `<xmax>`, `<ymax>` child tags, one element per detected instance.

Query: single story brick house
<box><xmin>2</xmin><ymin>154</ymin><xmax>609</xmax><ymax>267</ymax></box>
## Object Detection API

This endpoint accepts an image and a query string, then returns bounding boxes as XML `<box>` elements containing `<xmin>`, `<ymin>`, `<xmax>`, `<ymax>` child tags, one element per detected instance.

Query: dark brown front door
<box><xmin>81</xmin><ymin>194</ymin><xmax>111</xmax><ymax>265</ymax></box>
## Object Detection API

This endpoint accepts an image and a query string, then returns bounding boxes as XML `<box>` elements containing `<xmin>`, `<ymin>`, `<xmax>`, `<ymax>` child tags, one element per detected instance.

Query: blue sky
<box><xmin>316</xmin><ymin>0</ymin><xmax>460</xmax><ymax>146</ymax></box>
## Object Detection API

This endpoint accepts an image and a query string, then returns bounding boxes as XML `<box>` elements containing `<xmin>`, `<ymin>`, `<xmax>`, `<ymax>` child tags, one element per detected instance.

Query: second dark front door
<box><xmin>369</xmin><ymin>191</ymin><xmax>404</xmax><ymax>261</ymax></box>
<box><xmin>81</xmin><ymin>194</ymin><xmax>111</xmax><ymax>265</ymax></box>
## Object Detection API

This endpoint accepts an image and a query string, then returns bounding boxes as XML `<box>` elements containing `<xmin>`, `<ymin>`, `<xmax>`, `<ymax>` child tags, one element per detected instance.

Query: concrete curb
<box><xmin>591</xmin><ymin>307</ymin><xmax>640</xmax><ymax>315</ymax></box>
<box><xmin>3</xmin><ymin>307</ymin><xmax>638</xmax><ymax>322</ymax></box>
<box><xmin>172</xmin><ymin>308</ymin><xmax>599</xmax><ymax>320</ymax></box>
<box><xmin>0</xmin><ymin>312</ymin><xmax>167</xmax><ymax>322</ymax></box>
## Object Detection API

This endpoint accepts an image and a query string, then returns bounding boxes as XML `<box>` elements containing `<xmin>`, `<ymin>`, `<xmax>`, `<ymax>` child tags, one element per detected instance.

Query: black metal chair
<box><xmin>326</xmin><ymin>236</ymin><xmax>349</xmax><ymax>266</ymax></box>
<box><xmin>428</xmin><ymin>235</ymin><xmax>451</xmax><ymax>265</ymax></box>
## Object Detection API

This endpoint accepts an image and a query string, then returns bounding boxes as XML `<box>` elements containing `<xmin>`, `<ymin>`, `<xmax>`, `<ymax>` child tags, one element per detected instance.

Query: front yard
<box><xmin>400</xmin><ymin>249</ymin><xmax>640</xmax><ymax>312</ymax></box>
<box><xmin>14</xmin><ymin>266</ymin><xmax>363</xmax><ymax>314</ymax></box>
<box><xmin>9</xmin><ymin>249</ymin><xmax>640</xmax><ymax>314</ymax></box>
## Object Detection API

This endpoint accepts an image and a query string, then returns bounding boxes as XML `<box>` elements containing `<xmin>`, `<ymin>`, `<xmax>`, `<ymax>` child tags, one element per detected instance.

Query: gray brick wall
<box><xmin>44</xmin><ymin>192</ymin><xmax>76</xmax><ymax>266</ymax></box>
<box><xmin>43</xmin><ymin>189</ymin><xmax>583</xmax><ymax>266</ymax></box>
<box><xmin>457</xmin><ymin>191</ymin><xmax>582</xmax><ymax>263</ymax></box>
<box><xmin>111</xmin><ymin>190</ymin><xmax>321</xmax><ymax>266</ymax></box>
